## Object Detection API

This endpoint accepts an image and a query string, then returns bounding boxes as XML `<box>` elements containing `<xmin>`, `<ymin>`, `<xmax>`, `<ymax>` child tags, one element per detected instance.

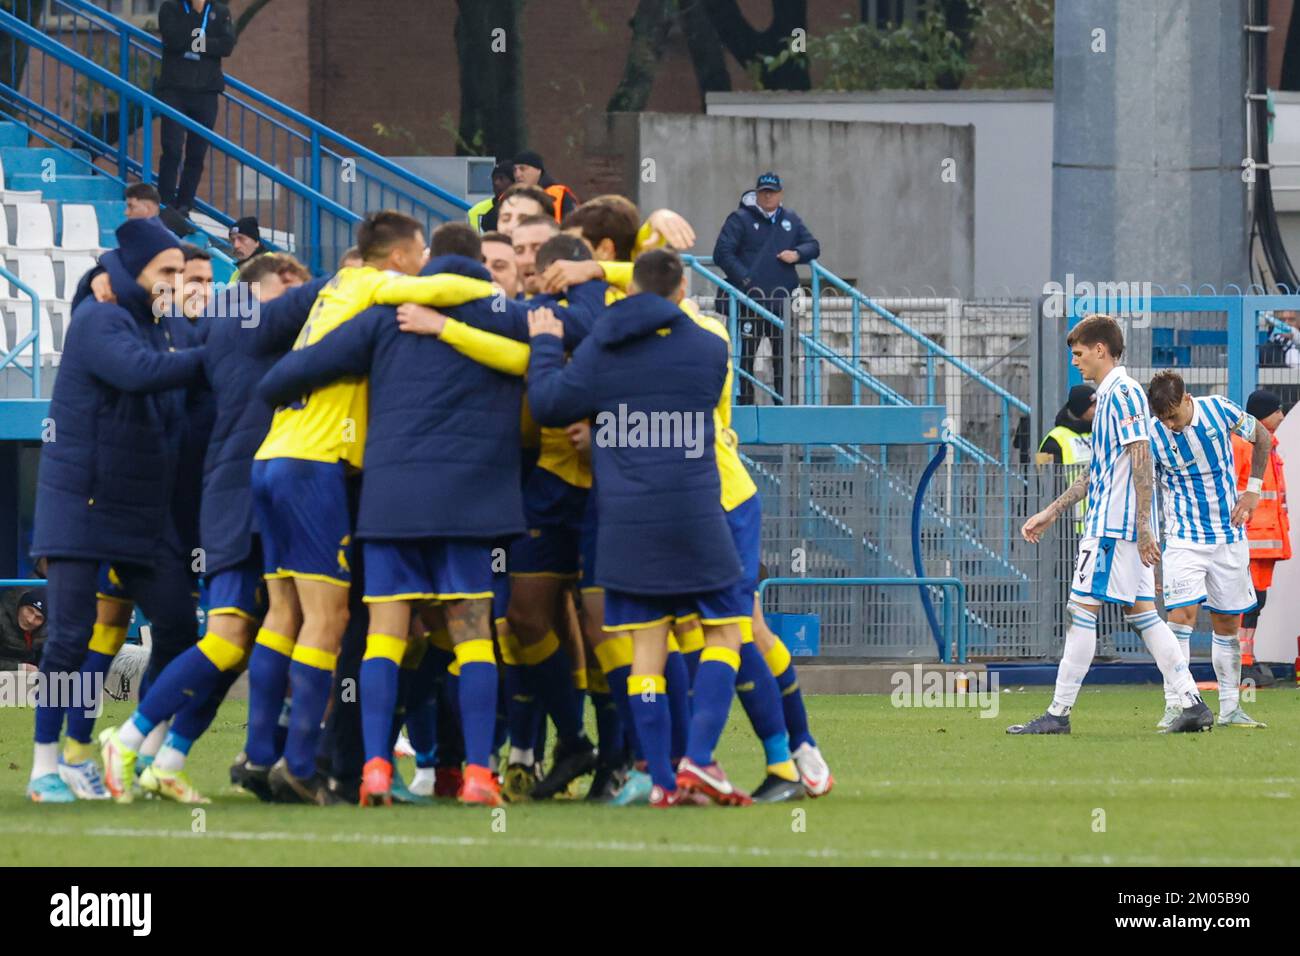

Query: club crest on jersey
<box><xmin>782</xmin><ymin>219</ymin><xmax>791</xmax><ymax>231</ymax></box>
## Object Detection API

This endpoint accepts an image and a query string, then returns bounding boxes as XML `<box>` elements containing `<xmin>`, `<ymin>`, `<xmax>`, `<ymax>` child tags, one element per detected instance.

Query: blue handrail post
<box><xmin>141</xmin><ymin>103</ymin><xmax>152</xmax><ymax>183</ymax></box>
<box><xmin>31</xmin><ymin>295</ymin><xmax>40</xmax><ymax>398</ymax></box>
<box><xmin>309</xmin><ymin>129</ymin><xmax>323</xmax><ymax>276</ymax></box>
<box><xmin>116</xmin><ymin>31</ymin><xmax>128</xmax><ymax>180</ymax></box>
<box><xmin>851</xmin><ymin>294</ymin><xmax>861</xmax><ymax>406</ymax></box>
<box><xmin>809</xmin><ymin>266</ymin><xmax>821</xmax><ymax>405</ymax></box>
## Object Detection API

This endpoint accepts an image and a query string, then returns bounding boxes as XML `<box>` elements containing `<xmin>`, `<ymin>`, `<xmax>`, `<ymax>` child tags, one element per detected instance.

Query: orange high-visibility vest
<box><xmin>544</xmin><ymin>183</ymin><xmax>578</xmax><ymax>223</ymax></box>
<box><xmin>1233</xmin><ymin>432</ymin><xmax>1292</xmax><ymax>561</ymax></box>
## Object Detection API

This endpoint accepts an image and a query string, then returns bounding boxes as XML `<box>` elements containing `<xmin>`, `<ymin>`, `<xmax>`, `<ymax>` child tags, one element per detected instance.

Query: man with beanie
<box><xmin>155</xmin><ymin>0</ymin><xmax>236</xmax><ymax>216</ymax></box>
<box><xmin>513</xmin><ymin>150</ymin><xmax>578</xmax><ymax>222</ymax></box>
<box><xmin>1038</xmin><ymin>384</ymin><xmax>1096</xmax><ymax>464</ymax></box>
<box><xmin>229</xmin><ymin>217</ymin><xmax>268</xmax><ymax>268</ymax></box>
<box><xmin>0</xmin><ymin>588</ymin><xmax>47</xmax><ymax>672</ymax></box>
<box><xmin>26</xmin><ymin>217</ymin><xmax>205</xmax><ymax>803</ymax></box>
<box><xmin>468</xmin><ymin>161</ymin><xmax>515</xmax><ymax>233</ymax></box>
<box><xmin>1232</xmin><ymin>390</ymin><xmax>1291</xmax><ymax>687</ymax></box>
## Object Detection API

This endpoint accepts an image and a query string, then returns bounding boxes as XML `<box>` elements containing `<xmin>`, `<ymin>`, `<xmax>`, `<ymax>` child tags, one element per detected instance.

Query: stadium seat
<box><xmin>9</xmin><ymin>299</ymin><xmax>62</xmax><ymax>364</ymax></box>
<box><xmin>59</xmin><ymin>254</ymin><xmax>97</xmax><ymax>301</ymax></box>
<box><xmin>13</xmin><ymin>254</ymin><xmax>69</xmax><ymax>346</ymax></box>
<box><xmin>57</xmin><ymin>204</ymin><xmax>101</xmax><ymax>257</ymax></box>
<box><xmin>0</xmin><ymin>155</ymin><xmax>43</xmax><ymax>205</ymax></box>
<box><xmin>12</xmin><ymin>202</ymin><xmax>55</xmax><ymax>255</ymax></box>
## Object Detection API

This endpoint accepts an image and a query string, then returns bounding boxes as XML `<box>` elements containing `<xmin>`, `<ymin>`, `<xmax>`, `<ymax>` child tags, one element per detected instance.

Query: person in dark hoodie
<box><xmin>257</xmin><ymin>223</ymin><xmax>602</xmax><ymax>808</ymax></box>
<box><xmin>27</xmin><ymin>217</ymin><xmax>204</xmax><ymax>804</ymax></box>
<box><xmin>155</xmin><ymin>0</ymin><xmax>237</xmax><ymax>215</ymax></box>
<box><xmin>99</xmin><ymin>253</ymin><xmax>324</xmax><ymax>805</ymax></box>
<box><xmin>0</xmin><ymin>588</ymin><xmax>47</xmax><ymax>672</ymax></box>
<box><xmin>712</xmin><ymin>172</ymin><xmax>820</xmax><ymax>404</ymax></box>
<box><xmin>513</xmin><ymin>150</ymin><xmax>579</xmax><ymax>222</ymax></box>
<box><xmin>525</xmin><ymin>249</ymin><xmax>750</xmax><ymax>808</ymax></box>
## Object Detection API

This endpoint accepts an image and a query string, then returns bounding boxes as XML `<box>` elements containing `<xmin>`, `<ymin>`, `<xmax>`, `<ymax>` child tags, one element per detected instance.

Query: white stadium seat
<box><xmin>57</xmin><ymin>204</ymin><xmax>101</xmax><ymax>257</ymax></box>
<box><xmin>13</xmin><ymin>253</ymin><xmax>69</xmax><ymax>352</ymax></box>
<box><xmin>13</xmin><ymin>202</ymin><xmax>55</xmax><ymax>254</ymax></box>
<box><xmin>0</xmin><ymin>156</ymin><xmax>44</xmax><ymax>205</ymax></box>
<box><xmin>60</xmin><ymin>254</ymin><xmax>97</xmax><ymax>301</ymax></box>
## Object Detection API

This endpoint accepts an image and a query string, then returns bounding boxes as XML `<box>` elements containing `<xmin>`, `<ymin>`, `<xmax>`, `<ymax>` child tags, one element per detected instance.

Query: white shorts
<box><xmin>1070</xmin><ymin>536</ymin><xmax>1155</xmax><ymax>606</ymax></box>
<box><xmin>1160</xmin><ymin>538</ymin><xmax>1257</xmax><ymax>615</ymax></box>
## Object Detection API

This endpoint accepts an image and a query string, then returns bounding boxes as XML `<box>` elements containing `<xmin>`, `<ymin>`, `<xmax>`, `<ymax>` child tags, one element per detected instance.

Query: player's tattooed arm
<box><xmin>1232</xmin><ymin>422</ymin><xmax>1273</xmax><ymax>526</ymax></box>
<box><xmin>1127</xmin><ymin>440</ymin><xmax>1161</xmax><ymax>566</ymax></box>
<box><xmin>1021</xmin><ymin>469</ymin><xmax>1088</xmax><ymax>543</ymax></box>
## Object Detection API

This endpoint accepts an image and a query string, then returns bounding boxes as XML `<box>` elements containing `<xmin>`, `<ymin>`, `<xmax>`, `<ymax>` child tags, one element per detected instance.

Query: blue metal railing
<box><xmin>809</xmin><ymin>261</ymin><xmax>1032</xmax><ymax>468</ymax></box>
<box><xmin>0</xmin><ymin>5</ymin><xmax>365</xmax><ymax>274</ymax></box>
<box><xmin>0</xmin><ymin>264</ymin><xmax>43</xmax><ymax>396</ymax></box>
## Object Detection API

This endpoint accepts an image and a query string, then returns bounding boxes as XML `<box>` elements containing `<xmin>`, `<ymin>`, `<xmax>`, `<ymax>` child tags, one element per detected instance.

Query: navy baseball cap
<box><xmin>756</xmin><ymin>172</ymin><xmax>782</xmax><ymax>192</ymax></box>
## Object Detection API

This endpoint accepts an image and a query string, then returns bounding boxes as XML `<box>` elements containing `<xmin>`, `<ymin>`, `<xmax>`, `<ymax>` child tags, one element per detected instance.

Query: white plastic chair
<box><xmin>60</xmin><ymin>254</ymin><xmax>97</xmax><ymax>301</ymax></box>
<box><xmin>13</xmin><ymin>202</ymin><xmax>54</xmax><ymax>254</ymax></box>
<box><xmin>9</xmin><ymin>300</ymin><xmax>60</xmax><ymax>365</ymax></box>
<box><xmin>0</xmin><ymin>156</ymin><xmax>44</xmax><ymax>205</ymax></box>
<box><xmin>15</xmin><ymin>254</ymin><xmax>69</xmax><ymax>341</ymax></box>
<box><xmin>57</xmin><ymin>204</ymin><xmax>101</xmax><ymax>257</ymax></box>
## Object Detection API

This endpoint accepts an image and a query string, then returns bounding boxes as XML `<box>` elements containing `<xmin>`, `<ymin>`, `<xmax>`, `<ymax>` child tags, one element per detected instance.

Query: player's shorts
<box><xmin>1161</xmin><ymin>538</ymin><xmax>1257</xmax><ymax>615</ymax></box>
<box><xmin>251</xmin><ymin>457</ymin><xmax>353</xmax><ymax>586</ymax></box>
<box><xmin>604</xmin><ymin>584</ymin><xmax>752</xmax><ymax>632</ymax></box>
<box><xmin>206</xmin><ymin>550</ymin><xmax>269</xmax><ymax>621</ymax></box>
<box><xmin>492</xmin><ymin>571</ymin><xmax>510</xmax><ymax>623</ymax></box>
<box><xmin>509</xmin><ymin>468</ymin><xmax>587</xmax><ymax>577</ymax></box>
<box><xmin>726</xmin><ymin>494</ymin><xmax>762</xmax><ymax>596</ymax></box>
<box><xmin>1070</xmin><ymin>535</ymin><xmax>1155</xmax><ymax>606</ymax></box>
<box><xmin>578</xmin><ymin>491</ymin><xmax>600</xmax><ymax>593</ymax></box>
<box><xmin>363</xmin><ymin>538</ymin><xmax>495</xmax><ymax>603</ymax></box>
<box><xmin>96</xmin><ymin>563</ymin><xmax>132</xmax><ymax>604</ymax></box>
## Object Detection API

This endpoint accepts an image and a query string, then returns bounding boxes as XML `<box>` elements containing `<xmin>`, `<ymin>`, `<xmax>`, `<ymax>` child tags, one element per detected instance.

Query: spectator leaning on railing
<box><xmin>0</xmin><ymin>587</ymin><xmax>47</xmax><ymax>672</ymax></box>
<box><xmin>155</xmin><ymin>0</ymin><xmax>237</xmax><ymax>217</ymax></box>
<box><xmin>712</xmin><ymin>172</ymin><xmax>820</xmax><ymax>405</ymax></box>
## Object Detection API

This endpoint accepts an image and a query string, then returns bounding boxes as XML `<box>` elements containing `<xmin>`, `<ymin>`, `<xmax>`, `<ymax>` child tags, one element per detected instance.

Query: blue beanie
<box><xmin>116</xmin><ymin>216</ymin><xmax>182</xmax><ymax>279</ymax></box>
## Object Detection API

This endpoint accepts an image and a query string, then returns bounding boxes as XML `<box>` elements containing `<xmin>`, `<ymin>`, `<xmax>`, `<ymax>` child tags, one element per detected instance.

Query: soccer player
<box><xmin>245</xmin><ymin>211</ymin><xmax>496</xmax><ymax>803</ymax></box>
<box><xmin>1146</xmin><ymin>371</ymin><xmax>1270</xmax><ymax>728</ymax></box>
<box><xmin>1010</xmin><ymin>314</ymin><xmax>1213</xmax><ymax>734</ymax></box>
<box><xmin>496</xmin><ymin>184</ymin><xmax>554</xmax><ymax>237</ymax></box>
<box><xmin>100</xmin><ymin>254</ymin><xmax>323</xmax><ymax>803</ymax></box>
<box><xmin>28</xmin><ymin>219</ymin><xmax>203</xmax><ymax>803</ymax></box>
<box><xmin>257</xmin><ymin>226</ymin><xmax>549</xmax><ymax>806</ymax></box>
<box><xmin>526</xmin><ymin>249</ymin><xmax>751</xmax><ymax>806</ymax></box>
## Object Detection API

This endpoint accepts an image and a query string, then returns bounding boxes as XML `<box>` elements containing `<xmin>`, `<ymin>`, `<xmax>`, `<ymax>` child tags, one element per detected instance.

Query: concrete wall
<box><xmin>623</xmin><ymin>112</ymin><xmax>975</xmax><ymax>297</ymax></box>
<box><xmin>707</xmin><ymin>91</ymin><xmax>1052</xmax><ymax>296</ymax></box>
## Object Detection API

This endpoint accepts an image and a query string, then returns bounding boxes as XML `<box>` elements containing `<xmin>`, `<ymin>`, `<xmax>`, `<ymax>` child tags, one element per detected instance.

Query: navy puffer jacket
<box><xmin>32</xmin><ymin>250</ymin><xmax>205</xmax><ymax>564</ymax></box>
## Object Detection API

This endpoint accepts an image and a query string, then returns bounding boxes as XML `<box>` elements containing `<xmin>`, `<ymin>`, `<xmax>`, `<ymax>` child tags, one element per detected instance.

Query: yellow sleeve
<box><xmin>439</xmin><ymin>319</ymin><xmax>529</xmax><ymax>376</ymax></box>
<box><xmin>374</xmin><ymin>274</ymin><xmax>497</xmax><ymax>307</ymax></box>
<box><xmin>598</xmin><ymin>261</ymin><xmax>633</xmax><ymax>291</ymax></box>
<box><xmin>633</xmin><ymin>219</ymin><xmax>663</xmax><ymax>256</ymax></box>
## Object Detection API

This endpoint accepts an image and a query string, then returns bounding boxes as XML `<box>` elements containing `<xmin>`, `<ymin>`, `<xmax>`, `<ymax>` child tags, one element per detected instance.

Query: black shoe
<box><xmin>328</xmin><ymin>775</ymin><xmax>360</xmax><ymax>805</ymax></box>
<box><xmin>1164</xmin><ymin>700</ymin><xmax>1214</xmax><ymax>734</ymax></box>
<box><xmin>585</xmin><ymin>761</ymin><xmax>628</xmax><ymax>802</ymax></box>
<box><xmin>1243</xmin><ymin>662</ymin><xmax>1277</xmax><ymax>688</ymax></box>
<box><xmin>1006</xmin><ymin>711</ymin><xmax>1071</xmax><ymax>735</ymax></box>
<box><xmin>751</xmin><ymin>773</ymin><xmax>804</xmax><ymax>803</ymax></box>
<box><xmin>232</xmin><ymin>757</ymin><xmax>275</xmax><ymax>802</ymax></box>
<box><xmin>531</xmin><ymin>734</ymin><xmax>598</xmax><ymax>800</ymax></box>
<box><xmin>268</xmin><ymin>757</ymin><xmax>345</xmax><ymax>805</ymax></box>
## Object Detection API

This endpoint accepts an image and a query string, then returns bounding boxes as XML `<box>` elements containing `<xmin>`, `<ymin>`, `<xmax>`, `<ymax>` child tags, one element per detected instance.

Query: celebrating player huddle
<box><xmin>27</xmin><ymin>200</ymin><xmax>833</xmax><ymax>809</ymax></box>
<box><xmin>1012</xmin><ymin>314</ymin><xmax>1274</xmax><ymax>735</ymax></box>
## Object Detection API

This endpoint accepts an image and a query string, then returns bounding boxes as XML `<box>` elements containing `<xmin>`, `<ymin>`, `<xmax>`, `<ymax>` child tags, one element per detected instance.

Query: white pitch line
<box><xmin>0</xmin><ymin>823</ymin><xmax>1296</xmax><ymax>867</ymax></box>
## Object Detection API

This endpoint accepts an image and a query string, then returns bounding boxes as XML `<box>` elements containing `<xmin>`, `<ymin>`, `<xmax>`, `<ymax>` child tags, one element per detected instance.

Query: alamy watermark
<box><xmin>0</xmin><ymin>670</ymin><xmax>107</xmax><ymax>716</ymax></box>
<box><xmin>1042</xmin><ymin>273</ymin><xmax>1153</xmax><ymax>329</ymax></box>
<box><xmin>593</xmin><ymin>404</ymin><xmax>707</xmax><ymax>459</ymax></box>
<box><xmin>890</xmin><ymin>664</ymin><xmax>1000</xmax><ymax>718</ymax></box>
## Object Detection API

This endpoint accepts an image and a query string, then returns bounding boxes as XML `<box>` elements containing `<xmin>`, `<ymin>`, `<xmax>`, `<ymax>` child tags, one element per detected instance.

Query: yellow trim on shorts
<box><xmin>282</xmin><ymin>570</ymin><xmax>350</xmax><ymax>587</ymax></box>
<box><xmin>699</xmin><ymin>615</ymin><xmax>752</xmax><ymax>627</ymax></box>
<box><xmin>207</xmin><ymin>606</ymin><xmax>259</xmax><ymax>623</ymax></box>
<box><xmin>579</xmin><ymin>585</ymin><xmax>605</xmax><ymax>595</ymax></box>
<box><xmin>429</xmin><ymin>590</ymin><xmax>494</xmax><ymax>601</ymax></box>
<box><xmin>263</xmin><ymin>570</ymin><xmax>292</xmax><ymax>581</ymax></box>
<box><xmin>602</xmin><ymin>614</ymin><xmax>673</xmax><ymax>633</ymax></box>
<box><xmin>95</xmin><ymin>593</ymin><xmax>133</xmax><ymax>605</ymax></box>
<box><xmin>363</xmin><ymin>592</ymin><xmax>437</xmax><ymax>604</ymax></box>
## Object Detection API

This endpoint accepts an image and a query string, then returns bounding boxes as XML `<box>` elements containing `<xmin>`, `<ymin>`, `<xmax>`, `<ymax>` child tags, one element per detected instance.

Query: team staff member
<box><xmin>513</xmin><ymin>151</ymin><xmax>578</xmax><ymax>221</ymax></box>
<box><xmin>0</xmin><ymin>589</ymin><xmax>47</xmax><ymax>672</ymax></box>
<box><xmin>468</xmin><ymin>162</ymin><xmax>515</xmax><ymax>233</ymax></box>
<box><xmin>1233</xmin><ymin>390</ymin><xmax>1292</xmax><ymax>687</ymax></box>
<box><xmin>27</xmin><ymin>218</ymin><xmax>204</xmax><ymax>804</ymax></box>
<box><xmin>527</xmin><ymin>250</ymin><xmax>751</xmax><ymax>807</ymax></box>
<box><xmin>712</xmin><ymin>172</ymin><xmax>820</xmax><ymax>404</ymax></box>
<box><xmin>101</xmin><ymin>255</ymin><xmax>323</xmax><ymax>804</ymax></box>
<box><xmin>155</xmin><ymin>0</ymin><xmax>236</xmax><ymax>216</ymax></box>
<box><xmin>1038</xmin><ymin>385</ymin><xmax>1096</xmax><ymax>464</ymax></box>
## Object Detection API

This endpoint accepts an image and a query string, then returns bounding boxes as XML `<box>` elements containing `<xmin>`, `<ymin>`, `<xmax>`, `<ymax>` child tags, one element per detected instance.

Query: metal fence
<box><xmin>749</xmin><ymin>451</ymin><xmax>1230</xmax><ymax>663</ymax></box>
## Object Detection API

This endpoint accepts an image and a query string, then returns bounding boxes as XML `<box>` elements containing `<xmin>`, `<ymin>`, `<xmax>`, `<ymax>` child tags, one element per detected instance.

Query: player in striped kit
<box><xmin>1010</xmin><ymin>315</ymin><xmax>1213</xmax><ymax>734</ymax></box>
<box><xmin>1146</xmin><ymin>371</ymin><xmax>1272</xmax><ymax>729</ymax></box>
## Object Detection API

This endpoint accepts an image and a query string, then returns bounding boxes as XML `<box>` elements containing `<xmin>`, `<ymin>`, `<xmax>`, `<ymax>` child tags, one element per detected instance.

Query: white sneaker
<box><xmin>1156</xmin><ymin>703</ymin><xmax>1181</xmax><ymax>729</ymax></box>
<box><xmin>1217</xmin><ymin>708</ymin><xmax>1267</xmax><ymax>728</ymax></box>
<box><xmin>393</xmin><ymin>732</ymin><xmax>415</xmax><ymax>758</ymax></box>
<box><xmin>57</xmin><ymin>757</ymin><xmax>111</xmax><ymax>800</ymax></box>
<box><xmin>793</xmin><ymin>742</ymin><xmax>834</xmax><ymax>797</ymax></box>
<box><xmin>408</xmin><ymin>767</ymin><xmax>436</xmax><ymax>797</ymax></box>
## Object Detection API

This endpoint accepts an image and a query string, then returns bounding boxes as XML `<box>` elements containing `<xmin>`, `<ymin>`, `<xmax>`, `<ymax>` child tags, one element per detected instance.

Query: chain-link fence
<box><xmin>749</xmin><ymin>451</ymin><xmax>1229</xmax><ymax>663</ymax></box>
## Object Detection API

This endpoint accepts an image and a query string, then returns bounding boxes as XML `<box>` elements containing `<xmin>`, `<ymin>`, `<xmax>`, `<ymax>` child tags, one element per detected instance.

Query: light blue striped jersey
<box><xmin>1084</xmin><ymin>365</ymin><xmax>1158</xmax><ymax>542</ymax></box>
<box><xmin>1149</xmin><ymin>395</ymin><xmax>1257</xmax><ymax>544</ymax></box>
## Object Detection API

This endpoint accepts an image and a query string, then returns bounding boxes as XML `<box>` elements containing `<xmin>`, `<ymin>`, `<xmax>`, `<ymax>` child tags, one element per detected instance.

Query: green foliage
<box><xmin>968</xmin><ymin>0</ymin><xmax>1054</xmax><ymax>89</ymax></box>
<box><xmin>761</xmin><ymin>0</ymin><xmax>1053</xmax><ymax>93</ymax></box>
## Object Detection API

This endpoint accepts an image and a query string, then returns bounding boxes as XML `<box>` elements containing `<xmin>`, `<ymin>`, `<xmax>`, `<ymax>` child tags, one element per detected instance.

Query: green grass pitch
<box><xmin>1</xmin><ymin>685</ymin><xmax>1298</xmax><ymax>866</ymax></box>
